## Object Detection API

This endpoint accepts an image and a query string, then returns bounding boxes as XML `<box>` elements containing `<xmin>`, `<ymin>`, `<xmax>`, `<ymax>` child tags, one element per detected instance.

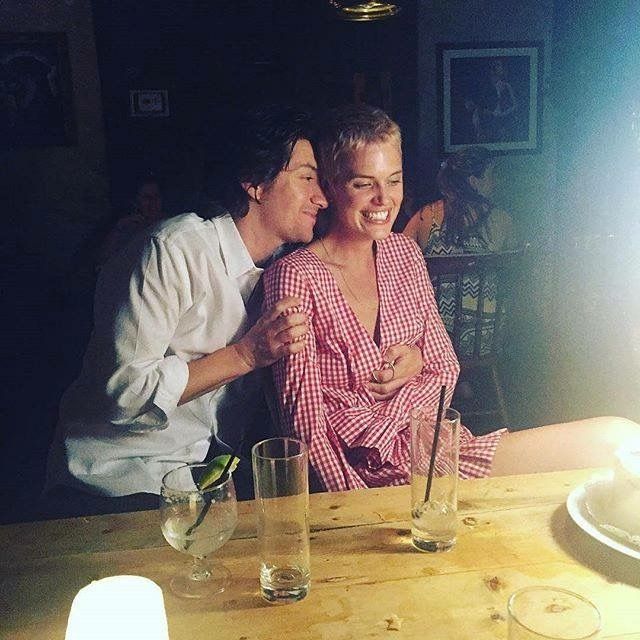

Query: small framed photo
<box><xmin>0</xmin><ymin>32</ymin><xmax>75</xmax><ymax>146</ymax></box>
<box><xmin>437</xmin><ymin>41</ymin><xmax>543</xmax><ymax>155</ymax></box>
<box><xmin>129</xmin><ymin>89</ymin><xmax>170</xmax><ymax>117</ymax></box>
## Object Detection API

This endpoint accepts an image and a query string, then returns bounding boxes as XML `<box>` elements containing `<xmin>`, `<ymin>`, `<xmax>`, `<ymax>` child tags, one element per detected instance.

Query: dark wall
<box><xmin>2</xmin><ymin>0</ymin><xmax>109</xmax><ymax>524</ymax></box>
<box><xmin>91</xmin><ymin>1</ymin><xmax>418</xmax><ymax>215</ymax></box>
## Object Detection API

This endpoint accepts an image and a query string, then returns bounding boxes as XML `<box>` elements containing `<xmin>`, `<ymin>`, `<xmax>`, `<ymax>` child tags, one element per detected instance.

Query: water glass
<box><xmin>252</xmin><ymin>437</ymin><xmax>310</xmax><ymax>603</ymax></box>
<box><xmin>508</xmin><ymin>586</ymin><xmax>601</xmax><ymax>639</ymax></box>
<box><xmin>410</xmin><ymin>406</ymin><xmax>460</xmax><ymax>552</ymax></box>
<box><xmin>160</xmin><ymin>463</ymin><xmax>238</xmax><ymax>598</ymax></box>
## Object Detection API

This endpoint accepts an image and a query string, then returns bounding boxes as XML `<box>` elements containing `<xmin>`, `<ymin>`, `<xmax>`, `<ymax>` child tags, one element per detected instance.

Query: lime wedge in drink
<box><xmin>198</xmin><ymin>455</ymin><xmax>240</xmax><ymax>490</ymax></box>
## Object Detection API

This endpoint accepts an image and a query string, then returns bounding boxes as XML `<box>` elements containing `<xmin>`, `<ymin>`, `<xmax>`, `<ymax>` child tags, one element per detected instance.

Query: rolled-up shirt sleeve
<box><xmin>95</xmin><ymin>236</ymin><xmax>192</xmax><ymax>431</ymax></box>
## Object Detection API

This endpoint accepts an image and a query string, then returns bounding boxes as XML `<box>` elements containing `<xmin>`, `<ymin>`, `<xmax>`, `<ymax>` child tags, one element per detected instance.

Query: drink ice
<box><xmin>411</xmin><ymin>499</ymin><xmax>457</xmax><ymax>552</ymax></box>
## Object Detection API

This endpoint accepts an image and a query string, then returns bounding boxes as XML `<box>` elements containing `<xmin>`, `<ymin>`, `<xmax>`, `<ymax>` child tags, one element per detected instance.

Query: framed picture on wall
<box><xmin>437</xmin><ymin>41</ymin><xmax>543</xmax><ymax>155</ymax></box>
<box><xmin>0</xmin><ymin>32</ymin><xmax>75</xmax><ymax>147</ymax></box>
<box><xmin>129</xmin><ymin>90</ymin><xmax>170</xmax><ymax>117</ymax></box>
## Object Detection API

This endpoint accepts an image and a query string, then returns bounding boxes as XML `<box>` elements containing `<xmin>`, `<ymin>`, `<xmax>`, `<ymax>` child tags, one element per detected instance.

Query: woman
<box><xmin>403</xmin><ymin>146</ymin><xmax>514</xmax><ymax>255</ymax></box>
<box><xmin>404</xmin><ymin>146</ymin><xmax>515</xmax><ymax>362</ymax></box>
<box><xmin>263</xmin><ymin>104</ymin><xmax>639</xmax><ymax>492</ymax></box>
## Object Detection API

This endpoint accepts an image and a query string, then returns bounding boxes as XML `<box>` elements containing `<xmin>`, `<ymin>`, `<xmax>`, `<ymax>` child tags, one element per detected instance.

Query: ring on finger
<box><xmin>382</xmin><ymin>360</ymin><xmax>395</xmax><ymax>380</ymax></box>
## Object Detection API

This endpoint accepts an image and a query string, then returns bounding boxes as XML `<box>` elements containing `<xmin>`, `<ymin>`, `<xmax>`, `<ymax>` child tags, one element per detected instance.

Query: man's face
<box><xmin>136</xmin><ymin>181</ymin><xmax>162</xmax><ymax>219</ymax></box>
<box><xmin>257</xmin><ymin>139</ymin><xmax>328</xmax><ymax>245</ymax></box>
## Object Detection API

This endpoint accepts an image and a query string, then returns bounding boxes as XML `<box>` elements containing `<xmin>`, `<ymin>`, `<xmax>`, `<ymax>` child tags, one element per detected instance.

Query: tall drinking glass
<box><xmin>160</xmin><ymin>463</ymin><xmax>238</xmax><ymax>598</ymax></box>
<box><xmin>410</xmin><ymin>406</ymin><xmax>460</xmax><ymax>552</ymax></box>
<box><xmin>252</xmin><ymin>437</ymin><xmax>310</xmax><ymax>603</ymax></box>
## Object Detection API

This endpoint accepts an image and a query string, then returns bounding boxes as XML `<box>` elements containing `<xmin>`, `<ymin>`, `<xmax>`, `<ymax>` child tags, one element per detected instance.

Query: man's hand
<box><xmin>180</xmin><ymin>297</ymin><xmax>307</xmax><ymax>405</ymax></box>
<box><xmin>367</xmin><ymin>344</ymin><xmax>423</xmax><ymax>401</ymax></box>
<box><xmin>234</xmin><ymin>296</ymin><xmax>308</xmax><ymax>370</ymax></box>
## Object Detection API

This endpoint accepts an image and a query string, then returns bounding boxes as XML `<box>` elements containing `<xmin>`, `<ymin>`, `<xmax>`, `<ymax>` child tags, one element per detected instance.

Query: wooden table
<box><xmin>2</xmin><ymin>469</ymin><xmax>640</xmax><ymax>639</ymax></box>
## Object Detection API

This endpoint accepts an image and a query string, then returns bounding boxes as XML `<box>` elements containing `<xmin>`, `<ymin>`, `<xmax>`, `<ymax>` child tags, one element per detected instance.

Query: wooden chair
<box><xmin>425</xmin><ymin>250</ymin><xmax>522</xmax><ymax>431</ymax></box>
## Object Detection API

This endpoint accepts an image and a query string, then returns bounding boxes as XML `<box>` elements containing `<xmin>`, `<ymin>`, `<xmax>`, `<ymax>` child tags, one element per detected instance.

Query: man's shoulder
<box><xmin>150</xmin><ymin>212</ymin><xmax>211</xmax><ymax>244</ymax></box>
<box><xmin>142</xmin><ymin>213</ymin><xmax>232</xmax><ymax>261</ymax></box>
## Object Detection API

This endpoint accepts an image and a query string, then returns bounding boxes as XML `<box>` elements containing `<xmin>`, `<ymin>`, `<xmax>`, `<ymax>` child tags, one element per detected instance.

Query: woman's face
<box><xmin>329</xmin><ymin>139</ymin><xmax>403</xmax><ymax>243</ymax></box>
<box><xmin>470</xmin><ymin>163</ymin><xmax>496</xmax><ymax>198</ymax></box>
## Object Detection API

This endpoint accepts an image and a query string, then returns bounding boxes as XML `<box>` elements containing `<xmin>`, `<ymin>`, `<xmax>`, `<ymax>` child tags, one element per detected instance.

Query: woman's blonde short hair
<box><xmin>315</xmin><ymin>103</ymin><xmax>401</xmax><ymax>195</ymax></box>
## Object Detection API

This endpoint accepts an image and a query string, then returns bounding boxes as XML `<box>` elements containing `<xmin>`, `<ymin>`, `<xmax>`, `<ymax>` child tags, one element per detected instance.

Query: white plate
<box><xmin>566</xmin><ymin>479</ymin><xmax>640</xmax><ymax>561</ymax></box>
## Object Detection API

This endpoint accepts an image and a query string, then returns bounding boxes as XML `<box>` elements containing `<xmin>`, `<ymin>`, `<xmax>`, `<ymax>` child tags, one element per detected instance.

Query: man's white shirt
<box><xmin>48</xmin><ymin>213</ymin><xmax>263</xmax><ymax>496</ymax></box>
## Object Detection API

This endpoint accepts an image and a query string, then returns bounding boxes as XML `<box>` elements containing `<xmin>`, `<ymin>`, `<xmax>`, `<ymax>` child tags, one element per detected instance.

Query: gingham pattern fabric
<box><xmin>263</xmin><ymin>233</ymin><xmax>504</xmax><ymax>492</ymax></box>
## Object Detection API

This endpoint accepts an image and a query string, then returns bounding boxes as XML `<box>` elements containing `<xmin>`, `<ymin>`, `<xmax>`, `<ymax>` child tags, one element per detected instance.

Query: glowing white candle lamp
<box><xmin>65</xmin><ymin>575</ymin><xmax>169</xmax><ymax>640</ymax></box>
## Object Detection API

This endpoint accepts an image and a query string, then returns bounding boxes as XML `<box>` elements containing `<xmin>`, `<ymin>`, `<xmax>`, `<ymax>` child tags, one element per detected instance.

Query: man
<box><xmin>44</xmin><ymin>105</ymin><xmax>328</xmax><ymax>516</ymax></box>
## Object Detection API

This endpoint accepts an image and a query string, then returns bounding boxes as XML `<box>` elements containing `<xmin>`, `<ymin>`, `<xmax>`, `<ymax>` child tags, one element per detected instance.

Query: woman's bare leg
<box><xmin>490</xmin><ymin>416</ymin><xmax>640</xmax><ymax>476</ymax></box>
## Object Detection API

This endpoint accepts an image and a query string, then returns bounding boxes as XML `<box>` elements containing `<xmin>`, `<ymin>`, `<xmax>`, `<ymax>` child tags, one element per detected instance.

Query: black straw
<box><xmin>424</xmin><ymin>385</ymin><xmax>447</xmax><ymax>503</ymax></box>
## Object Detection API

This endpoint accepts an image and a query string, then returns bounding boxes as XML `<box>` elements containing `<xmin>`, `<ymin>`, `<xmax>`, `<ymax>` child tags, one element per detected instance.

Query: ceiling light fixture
<box><xmin>329</xmin><ymin>1</ymin><xmax>401</xmax><ymax>22</ymax></box>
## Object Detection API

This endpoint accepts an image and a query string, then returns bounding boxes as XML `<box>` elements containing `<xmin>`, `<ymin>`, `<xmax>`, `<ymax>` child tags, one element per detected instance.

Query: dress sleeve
<box><xmin>95</xmin><ymin>236</ymin><xmax>190</xmax><ymax>431</ymax></box>
<box><xmin>264</xmin><ymin>259</ymin><xmax>365</xmax><ymax>492</ymax></box>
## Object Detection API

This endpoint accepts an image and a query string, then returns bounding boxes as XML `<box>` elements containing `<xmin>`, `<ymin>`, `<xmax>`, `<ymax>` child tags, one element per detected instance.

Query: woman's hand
<box><xmin>367</xmin><ymin>344</ymin><xmax>423</xmax><ymax>401</ymax></box>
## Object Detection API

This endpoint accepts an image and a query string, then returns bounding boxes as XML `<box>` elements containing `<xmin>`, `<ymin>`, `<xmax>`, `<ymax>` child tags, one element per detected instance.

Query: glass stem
<box><xmin>190</xmin><ymin>556</ymin><xmax>211</xmax><ymax>582</ymax></box>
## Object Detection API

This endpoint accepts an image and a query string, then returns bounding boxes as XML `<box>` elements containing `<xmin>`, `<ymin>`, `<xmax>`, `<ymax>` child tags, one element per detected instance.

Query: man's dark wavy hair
<box><xmin>198</xmin><ymin>104</ymin><xmax>315</xmax><ymax>219</ymax></box>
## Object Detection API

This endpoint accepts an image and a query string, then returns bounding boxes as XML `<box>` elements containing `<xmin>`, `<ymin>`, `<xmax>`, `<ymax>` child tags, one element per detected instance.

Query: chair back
<box><xmin>425</xmin><ymin>251</ymin><xmax>521</xmax><ymax>365</ymax></box>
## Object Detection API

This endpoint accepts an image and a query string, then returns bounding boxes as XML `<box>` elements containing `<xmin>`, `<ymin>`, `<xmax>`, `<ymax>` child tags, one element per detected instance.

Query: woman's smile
<box><xmin>361</xmin><ymin>209</ymin><xmax>391</xmax><ymax>223</ymax></box>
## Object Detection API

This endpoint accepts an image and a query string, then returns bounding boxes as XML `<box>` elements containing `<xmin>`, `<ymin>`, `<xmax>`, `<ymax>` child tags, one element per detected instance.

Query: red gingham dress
<box><xmin>263</xmin><ymin>233</ymin><xmax>505</xmax><ymax>492</ymax></box>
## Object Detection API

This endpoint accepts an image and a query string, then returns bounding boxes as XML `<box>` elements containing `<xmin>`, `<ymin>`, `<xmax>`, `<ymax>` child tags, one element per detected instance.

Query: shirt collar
<box><xmin>213</xmin><ymin>214</ymin><xmax>262</xmax><ymax>280</ymax></box>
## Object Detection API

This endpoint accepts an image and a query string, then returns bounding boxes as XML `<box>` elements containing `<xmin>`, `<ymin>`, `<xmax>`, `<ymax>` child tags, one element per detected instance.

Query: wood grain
<box><xmin>2</xmin><ymin>469</ymin><xmax>639</xmax><ymax>639</ymax></box>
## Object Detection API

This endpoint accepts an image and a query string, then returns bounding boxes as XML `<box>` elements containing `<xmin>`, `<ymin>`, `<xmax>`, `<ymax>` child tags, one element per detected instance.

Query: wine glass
<box><xmin>160</xmin><ymin>463</ymin><xmax>238</xmax><ymax>598</ymax></box>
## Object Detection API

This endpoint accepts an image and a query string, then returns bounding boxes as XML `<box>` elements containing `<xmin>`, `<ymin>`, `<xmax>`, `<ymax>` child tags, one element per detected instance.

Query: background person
<box><xmin>403</xmin><ymin>145</ymin><xmax>515</xmax><ymax>255</ymax></box>
<box><xmin>95</xmin><ymin>173</ymin><xmax>168</xmax><ymax>267</ymax></box>
<box><xmin>403</xmin><ymin>146</ymin><xmax>517</xmax><ymax>363</ymax></box>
